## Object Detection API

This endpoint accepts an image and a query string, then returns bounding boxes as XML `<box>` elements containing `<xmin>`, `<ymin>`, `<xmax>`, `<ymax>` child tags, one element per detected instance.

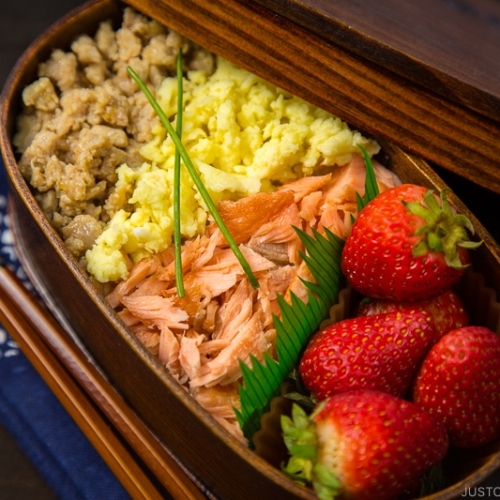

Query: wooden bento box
<box><xmin>2</xmin><ymin>0</ymin><xmax>500</xmax><ymax>498</ymax></box>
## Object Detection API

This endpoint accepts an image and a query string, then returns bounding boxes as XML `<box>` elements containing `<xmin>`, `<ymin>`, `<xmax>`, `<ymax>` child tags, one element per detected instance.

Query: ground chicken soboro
<box><xmin>14</xmin><ymin>7</ymin><xmax>215</xmax><ymax>270</ymax></box>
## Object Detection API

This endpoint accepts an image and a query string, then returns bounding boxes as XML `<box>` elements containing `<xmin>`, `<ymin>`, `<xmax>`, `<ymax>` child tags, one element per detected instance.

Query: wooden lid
<box><xmin>256</xmin><ymin>0</ymin><xmax>500</xmax><ymax>123</ymax></box>
<box><xmin>125</xmin><ymin>0</ymin><xmax>500</xmax><ymax>193</ymax></box>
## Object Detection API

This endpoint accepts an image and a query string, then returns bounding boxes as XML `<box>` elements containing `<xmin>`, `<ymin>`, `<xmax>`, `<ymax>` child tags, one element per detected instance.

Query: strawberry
<box><xmin>281</xmin><ymin>390</ymin><xmax>449</xmax><ymax>500</ymax></box>
<box><xmin>412</xmin><ymin>326</ymin><xmax>500</xmax><ymax>448</ymax></box>
<box><xmin>341</xmin><ymin>184</ymin><xmax>481</xmax><ymax>302</ymax></box>
<box><xmin>299</xmin><ymin>308</ymin><xmax>436</xmax><ymax>400</ymax></box>
<box><xmin>357</xmin><ymin>289</ymin><xmax>468</xmax><ymax>342</ymax></box>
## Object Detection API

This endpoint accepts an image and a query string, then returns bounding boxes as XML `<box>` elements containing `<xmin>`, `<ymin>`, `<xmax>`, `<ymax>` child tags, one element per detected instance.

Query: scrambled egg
<box><xmin>86</xmin><ymin>57</ymin><xmax>379</xmax><ymax>282</ymax></box>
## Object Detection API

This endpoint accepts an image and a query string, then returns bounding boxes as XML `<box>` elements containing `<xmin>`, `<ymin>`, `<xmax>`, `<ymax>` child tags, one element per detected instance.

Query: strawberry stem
<box><xmin>282</xmin><ymin>404</ymin><xmax>341</xmax><ymax>500</ymax></box>
<box><xmin>403</xmin><ymin>189</ymin><xmax>482</xmax><ymax>268</ymax></box>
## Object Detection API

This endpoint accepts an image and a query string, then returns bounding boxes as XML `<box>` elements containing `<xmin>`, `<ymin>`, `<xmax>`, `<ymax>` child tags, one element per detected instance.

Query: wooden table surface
<box><xmin>0</xmin><ymin>1</ymin><xmax>499</xmax><ymax>498</ymax></box>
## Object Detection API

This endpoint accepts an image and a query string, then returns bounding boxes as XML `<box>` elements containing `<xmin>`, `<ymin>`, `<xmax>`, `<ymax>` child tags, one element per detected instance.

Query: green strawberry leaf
<box><xmin>404</xmin><ymin>188</ymin><xmax>482</xmax><ymax>268</ymax></box>
<box><xmin>312</xmin><ymin>463</ymin><xmax>342</xmax><ymax>500</ymax></box>
<box><xmin>282</xmin><ymin>403</ymin><xmax>342</xmax><ymax>500</ymax></box>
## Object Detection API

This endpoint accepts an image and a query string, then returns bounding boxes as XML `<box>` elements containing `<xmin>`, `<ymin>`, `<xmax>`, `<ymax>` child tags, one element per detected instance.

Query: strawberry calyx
<box><xmin>403</xmin><ymin>189</ymin><xmax>482</xmax><ymax>268</ymax></box>
<box><xmin>281</xmin><ymin>404</ymin><xmax>341</xmax><ymax>500</ymax></box>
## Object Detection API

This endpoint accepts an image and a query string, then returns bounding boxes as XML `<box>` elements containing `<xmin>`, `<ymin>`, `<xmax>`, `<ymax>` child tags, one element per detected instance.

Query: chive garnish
<box><xmin>127</xmin><ymin>66</ymin><xmax>260</xmax><ymax>290</ymax></box>
<box><xmin>173</xmin><ymin>51</ymin><xmax>185</xmax><ymax>297</ymax></box>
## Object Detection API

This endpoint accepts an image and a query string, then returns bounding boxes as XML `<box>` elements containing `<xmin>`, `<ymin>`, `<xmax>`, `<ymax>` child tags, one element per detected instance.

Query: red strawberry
<box><xmin>299</xmin><ymin>308</ymin><xmax>436</xmax><ymax>400</ymax></box>
<box><xmin>281</xmin><ymin>390</ymin><xmax>449</xmax><ymax>500</ymax></box>
<box><xmin>357</xmin><ymin>289</ymin><xmax>468</xmax><ymax>342</ymax></box>
<box><xmin>413</xmin><ymin>326</ymin><xmax>500</xmax><ymax>448</ymax></box>
<box><xmin>341</xmin><ymin>184</ymin><xmax>481</xmax><ymax>302</ymax></box>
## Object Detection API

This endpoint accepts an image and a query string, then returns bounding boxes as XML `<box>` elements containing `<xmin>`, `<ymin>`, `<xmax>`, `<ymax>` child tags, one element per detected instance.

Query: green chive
<box><xmin>127</xmin><ymin>65</ymin><xmax>260</xmax><ymax>290</ymax></box>
<box><xmin>173</xmin><ymin>50</ymin><xmax>185</xmax><ymax>297</ymax></box>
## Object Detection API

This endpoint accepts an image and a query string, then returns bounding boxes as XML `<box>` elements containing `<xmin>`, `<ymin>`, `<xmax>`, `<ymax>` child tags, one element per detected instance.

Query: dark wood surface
<box><xmin>1</xmin><ymin>0</ymin><xmax>500</xmax><ymax>498</ymax></box>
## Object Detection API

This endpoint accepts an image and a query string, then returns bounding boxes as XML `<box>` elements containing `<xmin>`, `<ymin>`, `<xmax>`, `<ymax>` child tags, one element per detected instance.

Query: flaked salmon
<box><xmin>106</xmin><ymin>155</ymin><xmax>401</xmax><ymax>440</ymax></box>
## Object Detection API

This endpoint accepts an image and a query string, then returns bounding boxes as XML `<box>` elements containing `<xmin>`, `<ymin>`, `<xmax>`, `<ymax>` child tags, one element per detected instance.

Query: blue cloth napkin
<box><xmin>0</xmin><ymin>156</ymin><xmax>131</xmax><ymax>499</ymax></box>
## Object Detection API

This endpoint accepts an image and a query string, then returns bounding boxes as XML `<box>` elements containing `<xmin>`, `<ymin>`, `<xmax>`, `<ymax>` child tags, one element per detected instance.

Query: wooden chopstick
<box><xmin>0</xmin><ymin>282</ymin><xmax>161</xmax><ymax>499</ymax></box>
<box><xmin>0</xmin><ymin>263</ymin><xmax>208</xmax><ymax>500</ymax></box>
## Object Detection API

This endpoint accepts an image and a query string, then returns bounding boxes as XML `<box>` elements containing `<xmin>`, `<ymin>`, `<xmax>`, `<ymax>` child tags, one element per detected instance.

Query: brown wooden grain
<box><xmin>254</xmin><ymin>0</ymin><xmax>500</xmax><ymax>123</ymax></box>
<box><xmin>124</xmin><ymin>0</ymin><xmax>500</xmax><ymax>194</ymax></box>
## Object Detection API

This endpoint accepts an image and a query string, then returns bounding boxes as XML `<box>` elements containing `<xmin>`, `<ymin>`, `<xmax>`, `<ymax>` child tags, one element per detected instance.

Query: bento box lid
<box><xmin>255</xmin><ymin>0</ymin><xmax>500</xmax><ymax>124</ymax></box>
<box><xmin>126</xmin><ymin>0</ymin><xmax>500</xmax><ymax>193</ymax></box>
